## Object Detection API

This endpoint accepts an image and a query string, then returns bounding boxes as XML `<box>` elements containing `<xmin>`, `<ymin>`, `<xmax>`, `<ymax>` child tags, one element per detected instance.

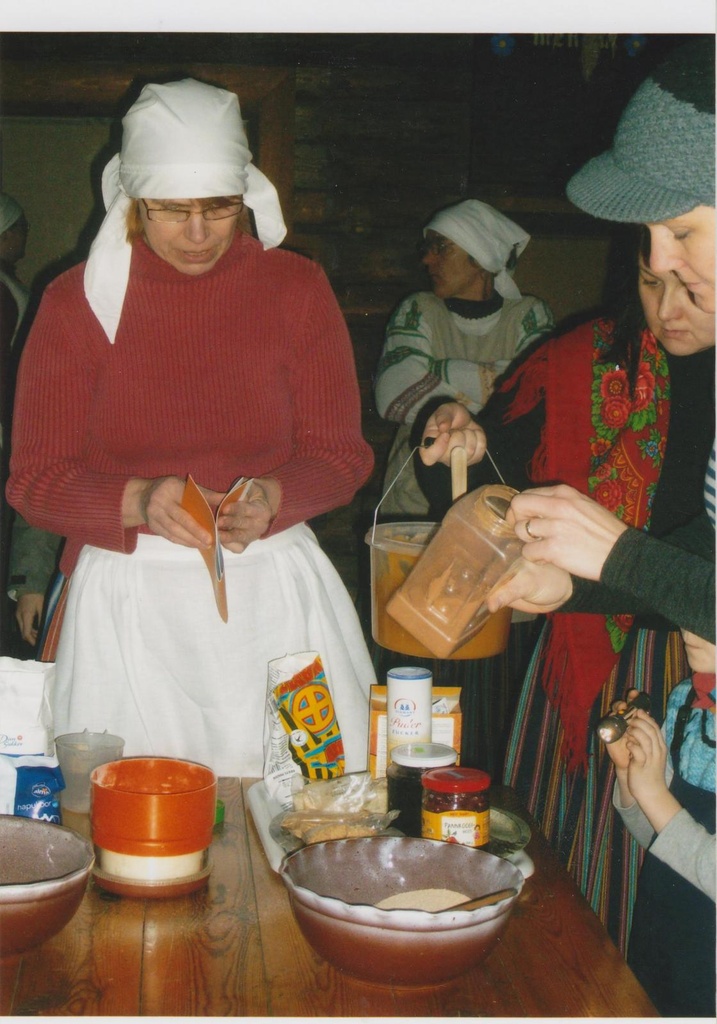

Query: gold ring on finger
<box><xmin>525</xmin><ymin>519</ymin><xmax>540</xmax><ymax>540</ymax></box>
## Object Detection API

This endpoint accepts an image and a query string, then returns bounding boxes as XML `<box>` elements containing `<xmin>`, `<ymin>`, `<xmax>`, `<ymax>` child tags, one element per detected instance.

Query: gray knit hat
<box><xmin>567</xmin><ymin>38</ymin><xmax>715</xmax><ymax>223</ymax></box>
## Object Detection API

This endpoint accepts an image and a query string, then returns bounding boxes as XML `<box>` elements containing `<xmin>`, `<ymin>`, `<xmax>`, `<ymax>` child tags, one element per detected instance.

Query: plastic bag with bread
<box><xmin>278</xmin><ymin>771</ymin><xmax>398</xmax><ymax>844</ymax></box>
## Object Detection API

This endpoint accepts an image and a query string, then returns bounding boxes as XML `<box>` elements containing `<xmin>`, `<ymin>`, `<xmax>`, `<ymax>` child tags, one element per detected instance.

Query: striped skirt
<box><xmin>503</xmin><ymin>620</ymin><xmax>689</xmax><ymax>955</ymax></box>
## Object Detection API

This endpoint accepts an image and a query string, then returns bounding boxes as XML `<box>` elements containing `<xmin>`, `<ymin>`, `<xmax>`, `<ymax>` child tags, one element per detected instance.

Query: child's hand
<box><xmin>604</xmin><ymin>690</ymin><xmax>638</xmax><ymax>807</ymax></box>
<box><xmin>624</xmin><ymin>710</ymin><xmax>668</xmax><ymax>798</ymax></box>
<box><xmin>624</xmin><ymin>709</ymin><xmax>681</xmax><ymax>833</ymax></box>
<box><xmin>603</xmin><ymin>689</ymin><xmax>640</xmax><ymax>772</ymax></box>
<box><xmin>603</xmin><ymin>720</ymin><xmax>631</xmax><ymax>771</ymax></box>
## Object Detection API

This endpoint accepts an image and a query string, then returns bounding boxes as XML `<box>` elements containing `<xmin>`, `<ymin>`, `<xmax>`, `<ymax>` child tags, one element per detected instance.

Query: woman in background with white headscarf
<box><xmin>374</xmin><ymin>199</ymin><xmax>554</xmax><ymax>517</ymax></box>
<box><xmin>7</xmin><ymin>78</ymin><xmax>376</xmax><ymax>777</ymax></box>
<box><xmin>368</xmin><ymin>199</ymin><xmax>553</xmax><ymax>778</ymax></box>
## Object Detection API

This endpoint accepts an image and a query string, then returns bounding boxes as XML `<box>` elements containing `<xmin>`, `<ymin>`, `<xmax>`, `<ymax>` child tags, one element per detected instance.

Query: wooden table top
<box><xmin>1</xmin><ymin>778</ymin><xmax>657</xmax><ymax>1017</ymax></box>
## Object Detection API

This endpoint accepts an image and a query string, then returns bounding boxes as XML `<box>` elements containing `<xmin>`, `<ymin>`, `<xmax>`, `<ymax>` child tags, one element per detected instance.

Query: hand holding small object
<box><xmin>622</xmin><ymin>709</ymin><xmax>680</xmax><ymax>832</ymax></box>
<box><xmin>218</xmin><ymin>477</ymin><xmax>280</xmax><ymax>552</ymax></box>
<box><xmin>486</xmin><ymin>559</ymin><xmax>573</xmax><ymax>615</ymax></box>
<box><xmin>597</xmin><ymin>691</ymin><xmax>651</xmax><ymax>743</ymax></box>
<box><xmin>123</xmin><ymin>475</ymin><xmax>216</xmax><ymax>548</ymax></box>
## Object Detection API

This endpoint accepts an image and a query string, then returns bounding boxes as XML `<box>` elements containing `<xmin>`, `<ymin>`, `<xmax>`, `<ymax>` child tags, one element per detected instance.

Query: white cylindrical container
<box><xmin>386</xmin><ymin>666</ymin><xmax>433</xmax><ymax>755</ymax></box>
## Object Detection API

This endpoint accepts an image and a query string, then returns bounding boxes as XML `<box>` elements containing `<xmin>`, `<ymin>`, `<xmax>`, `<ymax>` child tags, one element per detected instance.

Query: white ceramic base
<box><xmin>96</xmin><ymin>847</ymin><xmax>207</xmax><ymax>880</ymax></box>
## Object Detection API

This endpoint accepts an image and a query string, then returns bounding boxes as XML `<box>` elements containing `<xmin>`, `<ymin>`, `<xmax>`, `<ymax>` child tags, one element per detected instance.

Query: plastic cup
<box><xmin>55</xmin><ymin>730</ymin><xmax>125</xmax><ymax>813</ymax></box>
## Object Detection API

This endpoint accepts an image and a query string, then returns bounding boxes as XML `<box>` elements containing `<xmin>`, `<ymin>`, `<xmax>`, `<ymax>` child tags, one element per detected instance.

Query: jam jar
<box><xmin>387</xmin><ymin>743</ymin><xmax>458</xmax><ymax>838</ymax></box>
<box><xmin>421</xmin><ymin>767</ymin><xmax>491</xmax><ymax>847</ymax></box>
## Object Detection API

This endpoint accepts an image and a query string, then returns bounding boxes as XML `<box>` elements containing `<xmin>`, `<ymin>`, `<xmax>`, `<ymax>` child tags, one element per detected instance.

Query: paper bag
<box><xmin>0</xmin><ymin>657</ymin><xmax>55</xmax><ymax>756</ymax></box>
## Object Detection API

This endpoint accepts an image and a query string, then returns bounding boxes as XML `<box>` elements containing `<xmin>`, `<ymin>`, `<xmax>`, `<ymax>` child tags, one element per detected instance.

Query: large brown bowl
<box><xmin>279</xmin><ymin>835</ymin><xmax>523</xmax><ymax>986</ymax></box>
<box><xmin>0</xmin><ymin>815</ymin><xmax>95</xmax><ymax>959</ymax></box>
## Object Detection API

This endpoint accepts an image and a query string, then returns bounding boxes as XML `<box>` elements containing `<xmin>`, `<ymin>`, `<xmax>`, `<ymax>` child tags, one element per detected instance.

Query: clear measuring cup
<box><xmin>386</xmin><ymin>484</ymin><xmax>522</xmax><ymax>658</ymax></box>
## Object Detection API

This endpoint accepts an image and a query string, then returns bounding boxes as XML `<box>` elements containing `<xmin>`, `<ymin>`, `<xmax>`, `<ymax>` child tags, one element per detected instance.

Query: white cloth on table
<box><xmin>52</xmin><ymin>525</ymin><xmax>373</xmax><ymax>778</ymax></box>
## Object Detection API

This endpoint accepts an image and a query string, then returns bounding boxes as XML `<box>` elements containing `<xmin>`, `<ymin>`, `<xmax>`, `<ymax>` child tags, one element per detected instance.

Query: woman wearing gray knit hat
<box><xmin>567</xmin><ymin>36</ymin><xmax>715</xmax><ymax>313</ymax></box>
<box><xmin>504</xmin><ymin>37</ymin><xmax>715</xmax><ymax>609</ymax></box>
<box><xmin>488</xmin><ymin>40</ymin><xmax>716</xmax><ymax>1017</ymax></box>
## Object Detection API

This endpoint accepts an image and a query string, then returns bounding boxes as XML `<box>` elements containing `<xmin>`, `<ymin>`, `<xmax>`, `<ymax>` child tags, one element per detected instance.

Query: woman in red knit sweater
<box><xmin>7</xmin><ymin>78</ymin><xmax>376</xmax><ymax>777</ymax></box>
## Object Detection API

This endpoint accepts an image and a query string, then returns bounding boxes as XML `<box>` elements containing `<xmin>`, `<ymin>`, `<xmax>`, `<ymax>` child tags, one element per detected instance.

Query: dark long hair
<box><xmin>601</xmin><ymin>226</ymin><xmax>652</xmax><ymax>395</ymax></box>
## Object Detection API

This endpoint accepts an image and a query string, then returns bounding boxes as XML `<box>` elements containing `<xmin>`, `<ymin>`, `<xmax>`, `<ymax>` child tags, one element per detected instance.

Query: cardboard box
<box><xmin>368</xmin><ymin>685</ymin><xmax>462</xmax><ymax>779</ymax></box>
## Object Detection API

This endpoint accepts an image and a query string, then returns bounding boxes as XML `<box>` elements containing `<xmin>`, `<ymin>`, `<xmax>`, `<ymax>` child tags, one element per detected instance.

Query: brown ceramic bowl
<box><xmin>0</xmin><ymin>815</ymin><xmax>95</xmax><ymax>959</ymax></box>
<box><xmin>279</xmin><ymin>835</ymin><xmax>523</xmax><ymax>986</ymax></box>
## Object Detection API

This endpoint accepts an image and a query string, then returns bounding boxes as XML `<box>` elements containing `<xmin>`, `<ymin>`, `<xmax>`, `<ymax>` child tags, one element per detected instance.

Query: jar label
<box><xmin>421</xmin><ymin>809</ymin><xmax>490</xmax><ymax>847</ymax></box>
<box><xmin>386</xmin><ymin>672</ymin><xmax>433</xmax><ymax>755</ymax></box>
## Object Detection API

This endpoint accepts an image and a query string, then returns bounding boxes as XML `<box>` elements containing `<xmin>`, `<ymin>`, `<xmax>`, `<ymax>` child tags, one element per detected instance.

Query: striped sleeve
<box><xmin>704</xmin><ymin>440</ymin><xmax>716</xmax><ymax>525</ymax></box>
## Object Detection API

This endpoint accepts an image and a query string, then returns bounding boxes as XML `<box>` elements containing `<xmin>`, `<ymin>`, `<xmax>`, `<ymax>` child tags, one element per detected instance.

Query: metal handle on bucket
<box><xmin>371</xmin><ymin>437</ymin><xmax>509</xmax><ymax>544</ymax></box>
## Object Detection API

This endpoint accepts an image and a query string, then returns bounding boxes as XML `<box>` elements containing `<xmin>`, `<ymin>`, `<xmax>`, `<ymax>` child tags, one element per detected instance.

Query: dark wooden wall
<box><xmin>0</xmin><ymin>32</ymin><xmax>699</xmax><ymax>591</ymax></box>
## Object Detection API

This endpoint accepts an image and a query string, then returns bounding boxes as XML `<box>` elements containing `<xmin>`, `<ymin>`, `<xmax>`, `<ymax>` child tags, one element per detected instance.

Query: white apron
<box><xmin>53</xmin><ymin>524</ymin><xmax>374</xmax><ymax>777</ymax></box>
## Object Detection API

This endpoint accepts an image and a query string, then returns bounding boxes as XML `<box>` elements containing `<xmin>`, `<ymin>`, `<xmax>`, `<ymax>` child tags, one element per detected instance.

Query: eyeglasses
<box><xmin>417</xmin><ymin>237</ymin><xmax>455</xmax><ymax>259</ymax></box>
<box><xmin>142</xmin><ymin>200</ymin><xmax>243</xmax><ymax>223</ymax></box>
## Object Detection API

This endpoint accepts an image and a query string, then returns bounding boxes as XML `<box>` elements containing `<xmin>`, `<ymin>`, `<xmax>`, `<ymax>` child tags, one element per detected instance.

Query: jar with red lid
<box><xmin>421</xmin><ymin>767</ymin><xmax>490</xmax><ymax>847</ymax></box>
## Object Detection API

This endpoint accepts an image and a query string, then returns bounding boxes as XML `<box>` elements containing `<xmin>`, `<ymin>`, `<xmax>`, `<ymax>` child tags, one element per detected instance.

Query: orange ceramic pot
<box><xmin>90</xmin><ymin>757</ymin><xmax>217</xmax><ymax>858</ymax></box>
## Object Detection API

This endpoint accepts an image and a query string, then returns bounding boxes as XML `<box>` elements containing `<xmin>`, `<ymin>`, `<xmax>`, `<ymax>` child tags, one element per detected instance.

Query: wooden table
<box><xmin>1</xmin><ymin>778</ymin><xmax>657</xmax><ymax>1017</ymax></box>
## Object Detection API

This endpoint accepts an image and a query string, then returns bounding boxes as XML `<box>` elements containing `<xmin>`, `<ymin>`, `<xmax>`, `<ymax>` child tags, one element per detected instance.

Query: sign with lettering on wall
<box><xmin>468</xmin><ymin>33</ymin><xmax>700</xmax><ymax>197</ymax></box>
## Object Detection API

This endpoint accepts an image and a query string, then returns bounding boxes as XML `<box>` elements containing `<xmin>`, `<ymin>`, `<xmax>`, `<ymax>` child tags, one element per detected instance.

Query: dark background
<box><xmin>0</xmin><ymin>31</ymin><xmax>703</xmax><ymax>647</ymax></box>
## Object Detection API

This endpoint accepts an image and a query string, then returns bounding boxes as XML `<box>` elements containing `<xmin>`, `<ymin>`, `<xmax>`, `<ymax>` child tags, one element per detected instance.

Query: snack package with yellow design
<box><xmin>263</xmin><ymin>651</ymin><xmax>345</xmax><ymax>809</ymax></box>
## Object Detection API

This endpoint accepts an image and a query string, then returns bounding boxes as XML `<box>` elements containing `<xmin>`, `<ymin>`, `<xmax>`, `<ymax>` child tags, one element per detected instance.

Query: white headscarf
<box><xmin>425</xmin><ymin>199</ymin><xmax>529</xmax><ymax>301</ymax></box>
<box><xmin>0</xmin><ymin>193</ymin><xmax>24</xmax><ymax>236</ymax></box>
<box><xmin>84</xmin><ymin>78</ymin><xmax>287</xmax><ymax>343</ymax></box>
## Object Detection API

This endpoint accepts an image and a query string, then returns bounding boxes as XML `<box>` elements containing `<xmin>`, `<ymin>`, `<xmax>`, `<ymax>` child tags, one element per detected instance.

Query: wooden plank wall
<box><xmin>289</xmin><ymin>53</ymin><xmax>476</xmax><ymax>503</ymax></box>
<box><xmin>1</xmin><ymin>33</ymin><xmax>694</xmax><ymax>595</ymax></box>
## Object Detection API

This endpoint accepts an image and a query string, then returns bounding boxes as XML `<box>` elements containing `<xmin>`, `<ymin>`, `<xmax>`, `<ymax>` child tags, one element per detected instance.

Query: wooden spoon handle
<box><xmin>450</xmin><ymin>445</ymin><xmax>468</xmax><ymax>500</ymax></box>
<box><xmin>449</xmin><ymin>886</ymin><xmax>519</xmax><ymax>912</ymax></box>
